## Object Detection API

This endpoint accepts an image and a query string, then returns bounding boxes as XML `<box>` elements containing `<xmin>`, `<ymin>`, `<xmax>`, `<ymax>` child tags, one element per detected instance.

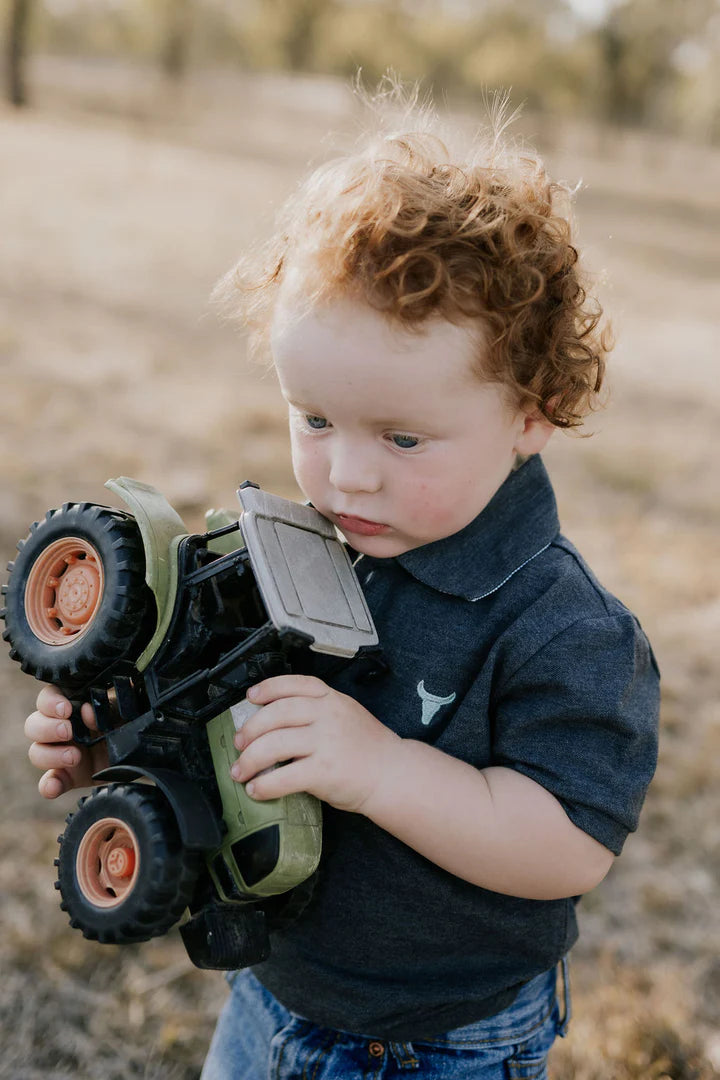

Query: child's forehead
<box><xmin>271</xmin><ymin>286</ymin><xmax>485</xmax><ymax>373</ymax></box>
<box><xmin>270</xmin><ymin>291</ymin><xmax>513</xmax><ymax>425</ymax></box>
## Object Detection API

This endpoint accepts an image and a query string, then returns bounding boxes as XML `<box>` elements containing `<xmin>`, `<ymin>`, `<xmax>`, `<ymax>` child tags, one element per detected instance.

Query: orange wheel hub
<box><xmin>76</xmin><ymin>817</ymin><xmax>140</xmax><ymax>908</ymax></box>
<box><xmin>24</xmin><ymin>537</ymin><xmax>104</xmax><ymax>645</ymax></box>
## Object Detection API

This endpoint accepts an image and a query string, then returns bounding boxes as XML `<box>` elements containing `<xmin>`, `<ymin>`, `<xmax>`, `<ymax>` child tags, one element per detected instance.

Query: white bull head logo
<box><xmin>416</xmin><ymin>681</ymin><xmax>457</xmax><ymax>726</ymax></box>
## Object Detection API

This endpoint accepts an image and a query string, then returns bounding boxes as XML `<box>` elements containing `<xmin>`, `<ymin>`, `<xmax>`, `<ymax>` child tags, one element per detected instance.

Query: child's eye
<box><xmin>304</xmin><ymin>415</ymin><xmax>328</xmax><ymax>430</ymax></box>
<box><xmin>389</xmin><ymin>433</ymin><xmax>420</xmax><ymax>449</ymax></box>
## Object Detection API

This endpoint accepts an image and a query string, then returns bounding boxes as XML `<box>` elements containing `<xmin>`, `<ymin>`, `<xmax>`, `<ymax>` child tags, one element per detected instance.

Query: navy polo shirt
<box><xmin>254</xmin><ymin>454</ymin><xmax>660</xmax><ymax>1040</ymax></box>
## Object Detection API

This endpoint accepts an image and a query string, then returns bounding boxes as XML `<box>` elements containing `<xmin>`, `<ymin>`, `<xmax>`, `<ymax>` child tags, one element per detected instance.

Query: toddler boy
<box><xmin>26</xmin><ymin>94</ymin><xmax>659</xmax><ymax>1079</ymax></box>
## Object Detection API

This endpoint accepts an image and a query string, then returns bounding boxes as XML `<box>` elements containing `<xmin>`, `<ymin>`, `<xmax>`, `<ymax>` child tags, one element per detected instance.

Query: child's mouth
<box><xmin>335</xmin><ymin>514</ymin><xmax>388</xmax><ymax>537</ymax></box>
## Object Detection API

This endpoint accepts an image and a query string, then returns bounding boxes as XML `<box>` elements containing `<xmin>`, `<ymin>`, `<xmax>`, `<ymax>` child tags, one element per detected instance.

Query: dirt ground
<box><xmin>1</xmin><ymin>58</ymin><xmax>719</xmax><ymax>1078</ymax></box>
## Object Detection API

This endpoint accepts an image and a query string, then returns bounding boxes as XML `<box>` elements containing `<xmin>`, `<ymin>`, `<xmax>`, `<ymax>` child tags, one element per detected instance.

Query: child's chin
<box><xmin>340</xmin><ymin>531</ymin><xmax>415</xmax><ymax>558</ymax></box>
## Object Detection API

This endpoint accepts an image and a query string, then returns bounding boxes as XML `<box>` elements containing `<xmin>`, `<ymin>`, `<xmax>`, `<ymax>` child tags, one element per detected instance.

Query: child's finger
<box><xmin>80</xmin><ymin>701</ymin><xmax>98</xmax><ymax>731</ymax></box>
<box><xmin>233</xmin><ymin>698</ymin><xmax>313</xmax><ymax>751</ymax></box>
<box><xmin>36</xmin><ymin>684</ymin><xmax>72</xmax><ymax>719</ymax></box>
<box><xmin>242</xmin><ymin>759</ymin><xmax>310</xmax><ymax>802</ymax></box>
<box><xmin>33</xmin><ymin>687</ymin><xmax>97</xmax><ymax>731</ymax></box>
<box><xmin>38</xmin><ymin>769</ymin><xmax>71</xmax><ymax>799</ymax></box>
<box><xmin>231</xmin><ymin>727</ymin><xmax>310</xmax><ymax>783</ymax></box>
<box><xmin>24</xmin><ymin>710</ymin><xmax>73</xmax><ymax>745</ymax></box>
<box><xmin>247</xmin><ymin>674</ymin><xmax>329</xmax><ymax>705</ymax></box>
<box><xmin>28</xmin><ymin>740</ymin><xmax>83</xmax><ymax>772</ymax></box>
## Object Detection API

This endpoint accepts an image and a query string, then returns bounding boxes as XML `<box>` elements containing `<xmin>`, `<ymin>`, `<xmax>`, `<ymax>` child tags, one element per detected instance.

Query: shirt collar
<box><xmin>391</xmin><ymin>454</ymin><xmax>560</xmax><ymax>601</ymax></box>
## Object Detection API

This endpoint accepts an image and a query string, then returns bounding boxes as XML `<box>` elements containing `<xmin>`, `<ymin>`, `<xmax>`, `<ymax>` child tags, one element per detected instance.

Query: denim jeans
<box><xmin>200</xmin><ymin>959</ymin><xmax>570</xmax><ymax>1080</ymax></box>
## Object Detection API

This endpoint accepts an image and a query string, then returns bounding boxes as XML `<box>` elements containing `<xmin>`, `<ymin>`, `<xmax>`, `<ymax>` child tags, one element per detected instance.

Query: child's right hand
<box><xmin>24</xmin><ymin>685</ymin><xmax>108</xmax><ymax>799</ymax></box>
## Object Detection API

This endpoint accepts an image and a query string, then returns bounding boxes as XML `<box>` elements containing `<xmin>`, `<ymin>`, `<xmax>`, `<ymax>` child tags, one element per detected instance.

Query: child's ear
<box><xmin>514</xmin><ymin>410</ymin><xmax>555</xmax><ymax>456</ymax></box>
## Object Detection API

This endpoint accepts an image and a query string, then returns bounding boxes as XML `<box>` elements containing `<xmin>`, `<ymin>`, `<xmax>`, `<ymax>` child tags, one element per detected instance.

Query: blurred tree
<box><xmin>262</xmin><ymin>0</ymin><xmax>337</xmax><ymax>72</ymax></box>
<box><xmin>594</xmin><ymin>0</ymin><xmax>719</xmax><ymax>127</ymax></box>
<box><xmin>6</xmin><ymin>0</ymin><xmax>32</xmax><ymax>106</ymax></box>
<box><xmin>312</xmin><ymin>1</ymin><xmax>426</xmax><ymax>83</ymax></box>
<box><xmin>160</xmin><ymin>0</ymin><xmax>193</xmax><ymax>80</ymax></box>
<box><xmin>459</xmin><ymin>1</ymin><xmax>583</xmax><ymax>113</ymax></box>
<box><xmin>197</xmin><ymin>0</ymin><xmax>248</xmax><ymax>65</ymax></box>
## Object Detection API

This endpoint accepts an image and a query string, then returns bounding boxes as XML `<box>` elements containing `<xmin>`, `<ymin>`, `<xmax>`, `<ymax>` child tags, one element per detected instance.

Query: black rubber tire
<box><xmin>56</xmin><ymin>784</ymin><xmax>200</xmax><ymax>945</ymax></box>
<box><xmin>1</xmin><ymin>502</ymin><xmax>153</xmax><ymax>689</ymax></box>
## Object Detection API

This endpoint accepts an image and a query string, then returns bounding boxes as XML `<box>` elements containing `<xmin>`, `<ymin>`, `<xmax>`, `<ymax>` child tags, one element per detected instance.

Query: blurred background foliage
<box><xmin>4</xmin><ymin>0</ymin><xmax>720</xmax><ymax>141</ymax></box>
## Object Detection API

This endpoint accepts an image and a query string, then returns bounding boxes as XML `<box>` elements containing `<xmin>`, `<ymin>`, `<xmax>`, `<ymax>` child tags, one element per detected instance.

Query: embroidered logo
<box><xmin>416</xmin><ymin>681</ymin><xmax>457</xmax><ymax>726</ymax></box>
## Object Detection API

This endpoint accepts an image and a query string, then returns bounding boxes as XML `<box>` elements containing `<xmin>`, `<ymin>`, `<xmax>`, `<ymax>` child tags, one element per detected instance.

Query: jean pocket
<box><xmin>268</xmin><ymin>1017</ymin><xmax>318</xmax><ymax>1079</ymax></box>
<box><xmin>504</xmin><ymin>996</ymin><xmax>561</xmax><ymax>1080</ymax></box>
<box><xmin>506</xmin><ymin>1049</ymin><xmax>550</xmax><ymax>1080</ymax></box>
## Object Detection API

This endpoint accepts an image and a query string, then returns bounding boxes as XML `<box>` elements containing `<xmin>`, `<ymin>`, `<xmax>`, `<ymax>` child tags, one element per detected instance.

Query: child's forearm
<box><xmin>360</xmin><ymin>739</ymin><xmax>615</xmax><ymax>900</ymax></box>
<box><xmin>232</xmin><ymin>676</ymin><xmax>614</xmax><ymax>898</ymax></box>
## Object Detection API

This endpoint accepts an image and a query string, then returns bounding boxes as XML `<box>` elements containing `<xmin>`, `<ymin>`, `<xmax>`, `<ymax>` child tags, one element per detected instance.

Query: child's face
<box><xmin>271</xmin><ymin>293</ymin><xmax>552</xmax><ymax>557</ymax></box>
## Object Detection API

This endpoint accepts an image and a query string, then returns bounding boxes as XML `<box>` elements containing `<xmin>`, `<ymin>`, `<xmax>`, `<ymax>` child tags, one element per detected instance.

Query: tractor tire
<box><xmin>56</xmin><ymin>783</ymin><xmax>200</xmax><ymax>944</ymax></box>
<box><xmin>1</xmin><ymin>502</ymin><xmax>153</xmax><ymax>689</ymax></box>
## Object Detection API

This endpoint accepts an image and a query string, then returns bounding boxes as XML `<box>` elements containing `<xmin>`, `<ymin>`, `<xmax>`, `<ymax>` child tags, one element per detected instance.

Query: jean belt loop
<box><xmin>388</xmin><ymin>1041</ymin><xmax>419</xmax><ymax>1070</ymax></box>
<box><xmin>556</xmin><ymin>956</ymin><xmax>572</xmax><ymax>1037</ymax></box>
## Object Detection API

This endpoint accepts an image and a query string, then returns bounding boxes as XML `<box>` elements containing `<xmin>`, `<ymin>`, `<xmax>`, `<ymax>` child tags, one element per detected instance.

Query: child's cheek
<box><xmin>291</xmin><ymin>437</ymin><xmax>323</xmax><ymax>491</ymax></box>
<box><xmin>405</xmin><ymin>483</ymin><xmax>444</xmax><ymax>528</ymax></box>
<box><xmin>407</xmin><ymin>480</ymin><xmax>479</xmax><ymax>539</ymax></box>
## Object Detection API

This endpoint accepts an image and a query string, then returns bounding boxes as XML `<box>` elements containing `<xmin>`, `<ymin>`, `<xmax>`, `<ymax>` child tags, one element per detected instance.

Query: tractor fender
<box><xmin>104</xmin><ymin>477</ymin><xmax>188</xmax><ymax>671</ymax></box>
<box><xmin>93</xmin><ymin>765</ymin><xmax>223</xmax><ymax>851</ymax></box>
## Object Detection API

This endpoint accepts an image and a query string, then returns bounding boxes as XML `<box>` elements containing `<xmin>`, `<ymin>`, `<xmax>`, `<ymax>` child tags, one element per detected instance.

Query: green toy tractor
<box><xmin>1</xmin><ymin>479</ymin><xmax>377</xmax><ymax>968</ymax></box>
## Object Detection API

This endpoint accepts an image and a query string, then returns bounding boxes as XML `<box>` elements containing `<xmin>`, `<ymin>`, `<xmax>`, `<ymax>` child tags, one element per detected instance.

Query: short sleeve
<box><xmin>492</xmin><ymin>612</ymin><xmax>660</xmax><ymax>855</ymax></box>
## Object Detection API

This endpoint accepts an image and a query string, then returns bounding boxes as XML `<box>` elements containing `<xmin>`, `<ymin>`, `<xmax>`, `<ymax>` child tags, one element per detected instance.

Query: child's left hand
<box><xmin>231</xmin><ymin>675</ymin><xmax>401</xmax><ymax>813</ymax></box>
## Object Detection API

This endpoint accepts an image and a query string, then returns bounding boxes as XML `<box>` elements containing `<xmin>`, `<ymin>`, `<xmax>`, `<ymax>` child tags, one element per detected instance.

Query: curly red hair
<box><xmin>216</xmin><ymin>112</ymin><xmax>609</xmax><ymax>430</ymax></box>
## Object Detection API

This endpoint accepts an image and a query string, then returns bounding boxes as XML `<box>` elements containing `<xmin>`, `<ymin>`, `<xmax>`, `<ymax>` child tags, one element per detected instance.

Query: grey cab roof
<box><xmin>237</xmin><ymin>486</ymin><xmax>378</xmax><ymax>658</ymax></box>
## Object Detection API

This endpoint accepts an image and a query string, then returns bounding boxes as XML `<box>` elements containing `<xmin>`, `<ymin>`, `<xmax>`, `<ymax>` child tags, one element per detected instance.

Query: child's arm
<box><xmin>358</xmin><ymin>742</ymin><xmax>615</xmax><ymax>899</ymax></box>
<box><xmin>232</xmin><ymin>675</ymin><xmax>614</xmax><ymax>901</ymax></box>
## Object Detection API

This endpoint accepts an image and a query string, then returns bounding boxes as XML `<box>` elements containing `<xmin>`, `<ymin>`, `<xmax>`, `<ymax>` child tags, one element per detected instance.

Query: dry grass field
<box><xmin>1</xmin><ymin>58</ymin><xmax>719</xmax><ymax>1078</ymax></box>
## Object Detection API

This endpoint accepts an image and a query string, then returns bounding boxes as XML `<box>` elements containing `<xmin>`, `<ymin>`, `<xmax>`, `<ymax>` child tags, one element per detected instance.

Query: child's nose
<box><xmin>328</xmin><ymin>442</ymin><xmax>381</xmax><ymax>494</ymax></box>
